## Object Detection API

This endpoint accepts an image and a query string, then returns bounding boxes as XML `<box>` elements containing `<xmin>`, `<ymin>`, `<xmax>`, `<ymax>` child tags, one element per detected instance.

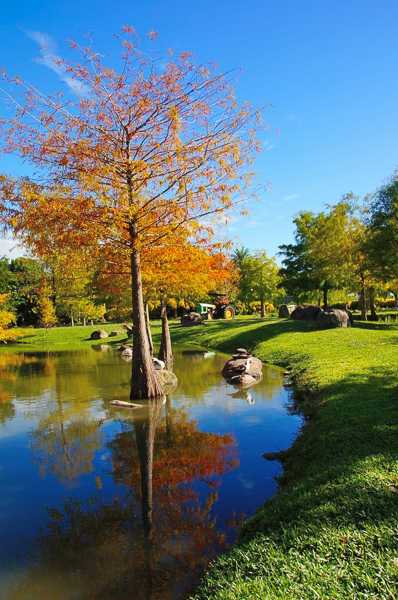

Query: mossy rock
<box><xmin>156</xmin><ymin>369</ymin><xmax>178</xmax><ymax>393</ymax></box>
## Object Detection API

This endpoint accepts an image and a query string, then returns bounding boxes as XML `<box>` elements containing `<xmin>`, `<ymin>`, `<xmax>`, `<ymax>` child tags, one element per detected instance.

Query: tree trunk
<box><xmin>145</xmin><ymin>301</ymin><xmax>154</xmax><ymax>356</ymax></box>
<box><xmin>70</xmin><ymin>311</ymin><xmax>74</xmax><ymax>327</ymax></box>
<box><xmin>51</xmin><ymin>268</ymin><xmax>57</xmax><ymax>306</ymax></box>
<box><xmin>322</xmin><ymin>282</ymin><xmax>328</xmax><ymax>310</ymax></box>
<box><xmin>165</xmin><ymin>394</ymin><xmax>173</xmax><ymax>449</ymax></box>
<box><xmin>130</xmin><ymin>224</ymin><xmax>164</xmax><ymax>399</ymax></box>
<box><xmin>83</xmin><ymin>316</ymin><xmax>86</xmax><ymax>327</ymax></box>
<box><xmin>158</xmin><ymin>298</ymin><xmax>173</xmax><ymax>366</ymax></box>
<box><xmin>134</xmin><ymin>397</ymin><xmax>162</xmax><ymax>598</ymax></box>
<box><xmin>360</xmin><ymin>274</ymin><xmax>367</xmax><ymax>321</ymax></box>
<box><xmin>369</xmin><ymin>288</ymin><xmax>378</xmax><ymax>321</ymax></box>
<box><xmin>260</xmin><ymin>290</ymin><xmax>265</xmax><ymax>318</ymax></box>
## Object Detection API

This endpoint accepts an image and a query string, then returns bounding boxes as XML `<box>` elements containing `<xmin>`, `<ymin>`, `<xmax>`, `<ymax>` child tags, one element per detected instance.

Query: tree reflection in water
<box><xmin>30</xmin><ymin>394</ymin><xmax>105</xmax><ymax>488</ymax></box>
<box><xmin>10</xmin><ymin>389</ymin><xmax>239</xmax><ymax>600</ymax></box>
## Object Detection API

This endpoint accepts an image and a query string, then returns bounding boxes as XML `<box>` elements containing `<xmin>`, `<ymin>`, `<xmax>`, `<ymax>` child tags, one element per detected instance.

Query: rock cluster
<box><xmin>181</xmin><ymin>312</ymin><xmax>204</xmax><ymax>326</ymax></box>
<box><xmin>290</xmin><ymin>304</ymin><xmax>322</xmax><ymax>321</ymax></box>
<box><xmin>222</xmin><ymin>348</ymin><xmax>263</xmax><ymax>387</ymax></box>
<box><xmin>278</xmin><ymin>304</ymin><xmax>296</xmax><ymax>318</ymax></box>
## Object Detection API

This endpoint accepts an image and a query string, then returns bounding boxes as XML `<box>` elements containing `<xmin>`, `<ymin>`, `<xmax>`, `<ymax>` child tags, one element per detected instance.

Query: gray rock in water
<box><xmin>222</xmin><ymin>355</ymin><xmax>263</xmax><ymax>386</ymax></box>
<box><xmin>229</xmin><ymin>373</ymin><xmax>259</xmax><ymax>388</ymax></box>
<box><xmin>156</xmin><ymin>369</ymin><xmax>178</xmax><ymax>393</ymax></box>
<box><xmin>181</xmin><ymin>312</ymin><xmax>204</xmax><ymax>327</ymax></box>
<box><xmin>119</xmin><ymin>343</ymin><xmax>133</xmax><ymax>351</ymax></box>
<box><xmin>156</xmin><ymin>369</ymin><xmax>178</xmax><ymax>386</ymax></box>
<box><xmin>91</xmin><ymin>329</ymin><xmax>108</xmax><ymax>340</ymax></box>
<box><xmin>121</xmin><ymin>348</ymin><xmax>133</xmax><ymax>360</ymax></box>
<box><xmin>316</xmin><ymin>308</ymin><xmax>351</xmax><ymax>329</ymax></box>
<box><xmin>290</xmin><ymin>304</ymin><xmax>322</xmax><ymax>321</ymax></box>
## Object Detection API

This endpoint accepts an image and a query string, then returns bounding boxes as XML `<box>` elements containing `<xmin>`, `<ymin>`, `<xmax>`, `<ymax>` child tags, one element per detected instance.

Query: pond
<box><xmin>0</xmin><ymin>345</ymin><xmax>301</xmax><ymax>600</ymax></box>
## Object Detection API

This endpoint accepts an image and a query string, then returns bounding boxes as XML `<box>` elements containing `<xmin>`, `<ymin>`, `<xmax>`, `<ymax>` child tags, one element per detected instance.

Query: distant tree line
<box><xmin>278</xmin><ymin>170</ymin><xmax>398</xmax><ymax>319</ymax></box>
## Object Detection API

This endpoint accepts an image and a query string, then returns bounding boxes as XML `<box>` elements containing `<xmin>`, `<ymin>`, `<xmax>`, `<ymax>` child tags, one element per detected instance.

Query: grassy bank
<box><xmin>6</xmin><ymin>317</ymin><xmax>398</xmax><ymax>598</ymax></box>
<box><xmin>2</xmin><ymin>323</ymin><xmax>141</xmax><ymax>350</ymax></box>
<box><xmin>155</xmin><ymin>317</ymin><xmax>398</xmax><ymax>600</ymax></box>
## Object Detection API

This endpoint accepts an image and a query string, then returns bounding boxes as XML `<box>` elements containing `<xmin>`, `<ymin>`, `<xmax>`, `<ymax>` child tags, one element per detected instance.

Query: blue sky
<box><xmin>0</xmin><ymin>0</ymin><xmax>397</xmax><ymax>261</ymax></box>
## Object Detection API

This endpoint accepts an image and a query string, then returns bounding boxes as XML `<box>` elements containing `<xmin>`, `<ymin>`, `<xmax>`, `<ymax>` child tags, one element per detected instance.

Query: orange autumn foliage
<box><xmin>0</xmin><ymin>27</ymin><xmax>265</xmax><ymax>397</ymax></box>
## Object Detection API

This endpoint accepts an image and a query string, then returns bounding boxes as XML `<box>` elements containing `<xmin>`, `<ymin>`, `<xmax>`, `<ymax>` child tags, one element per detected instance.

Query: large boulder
<box><xmin>290</xmin><ymin>304</ymin><xmax>322</xmax><ymax>321</ymax></box>
<box><xmin>181</xmin><ymin>312</ymin><xmax>204</xmax><ymax>327</ymax></box>
<box><xmin>90</xmin><ymin>329</ymin><xmax>108</xmax><ymax>340</ymax></box>
<box><xmin>222</xmin><ymin>348</ymin><xmax>263</xmax><ymax>387</ymax></box>
<box><xmin>316</xmin><ymin>308</ymin><xmax>351</xmax><ymax>329</ymax></box>
<box><xmin>109</xmin><ymin>330</ymin><xmax>125</xmax><ymax>337</ymax></box>
<box><xmin>278</xmin><ymin>304</ymin><xmax>296</xmax><ymax>318</ymax></box>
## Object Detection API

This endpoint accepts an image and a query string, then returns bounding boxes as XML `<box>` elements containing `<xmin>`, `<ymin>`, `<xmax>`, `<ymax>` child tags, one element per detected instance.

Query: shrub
<box><xmin>248</xmin><ymin>301</ymin><xmax>275</xmax><ymax>314</ymax></box>
<box><xmin>234</xmin><ymin>301</ymin><xmax>247</xmax><ymax>315</ymax></box>
<box><xmin>376</xmin><ymin>298</ymin><xmax>396</xmax><ymax>309</ymax></box>
<box><xmin>248</xmin><ymin>301</ymin><xmax>261</xmax><ymax>314</ymax></box>
<box><xmin>264</xmin><ymin>302</ymin><xmax>275</xmax><ymax>313</ymax></box>
<box><xmin>0</xmin><ymin>293</ymin><xmax>24</xmax><ymax>343</ymax></box>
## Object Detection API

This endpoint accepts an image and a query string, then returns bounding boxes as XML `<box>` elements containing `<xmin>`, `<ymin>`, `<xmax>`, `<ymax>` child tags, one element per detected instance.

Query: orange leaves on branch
<box><xmin>147</xmin><ymin>30</ymin><xmax>158</xmax><ymax>41</ymax></box>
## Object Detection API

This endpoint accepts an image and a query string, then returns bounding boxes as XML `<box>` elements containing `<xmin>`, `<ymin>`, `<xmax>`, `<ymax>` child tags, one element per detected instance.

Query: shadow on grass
<box><xmin>354</xmin><ymin>321</ymin><xmax>398</xmax><ymax>333</ymax></box>
<box><xmin>168</xmin><ymin>319</ymin><xmax>315</xmax><ymax>353</ymax></box>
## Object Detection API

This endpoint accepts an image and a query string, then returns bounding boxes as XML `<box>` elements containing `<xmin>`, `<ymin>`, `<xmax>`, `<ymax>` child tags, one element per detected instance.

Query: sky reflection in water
<box><xmin>0</xmin><ymin>345</ymin><xmax>301</xmax><ymax>600</ymax></box>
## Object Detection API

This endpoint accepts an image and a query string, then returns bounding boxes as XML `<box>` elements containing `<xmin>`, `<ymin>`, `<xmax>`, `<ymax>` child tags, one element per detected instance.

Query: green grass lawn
<box><xmin>6</xmin><ymin>317</ymin><xmax>398</xmax><ymax>598</ymax></box>
<box><xmin>4</xmin><ymin>322</ymin><xmax>139</xmax><ymax>350</ymax></box>
<box><xmin>153</xmin><ymin>317</ymin><xmax>398</xmax><ymax>600</ymax></box>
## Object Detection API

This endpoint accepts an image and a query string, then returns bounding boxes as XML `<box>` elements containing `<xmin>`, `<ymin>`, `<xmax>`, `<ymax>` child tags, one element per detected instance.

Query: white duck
<box><xmin>152</xmin><ymin>357</ymin><xmax>165</xmax><ymax>370</ymax></box>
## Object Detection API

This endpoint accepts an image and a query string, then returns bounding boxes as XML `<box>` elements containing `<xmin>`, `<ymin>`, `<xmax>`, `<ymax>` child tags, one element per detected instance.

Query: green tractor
<box><xmin>196</xmin><ymin>293</ymin><xmax>235</xmax><ymax>320</ymax></box>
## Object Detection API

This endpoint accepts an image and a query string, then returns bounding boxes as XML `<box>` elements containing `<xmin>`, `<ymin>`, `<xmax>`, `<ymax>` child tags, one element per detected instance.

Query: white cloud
<box><xmin>265</xmin><ymin>144</ymin><xmax>275</xmax><ymax>151</ymax></box>
<box><xmin>246</xmin><ymin>219</ymin><xmax>263</xmax><ymax>228</ymax></box>
<box><xmin>237</xmin><ymin>473</ymin><xmax>254</xmax><ymax>490</ymax></box>
<box><xmin>0</xmin><ymin>237</ymin><xmax>27</xmax><ymax>259</ymax></box>
<box><xmin>25</xmin><ymin>29</ymin><xmax>88</xmax><ymax>95</ymax></box>
<box><xmin>283</xmin><ymin>194</ymin><xmax>299</xmax><ymax>201</ymax></box>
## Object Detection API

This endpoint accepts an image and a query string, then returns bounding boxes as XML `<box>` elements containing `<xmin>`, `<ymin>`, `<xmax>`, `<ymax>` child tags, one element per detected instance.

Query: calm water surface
<box><xmin>0</xmin><ymin>345</ymin><xmax>301</xmax><ymax>600</ymax></box>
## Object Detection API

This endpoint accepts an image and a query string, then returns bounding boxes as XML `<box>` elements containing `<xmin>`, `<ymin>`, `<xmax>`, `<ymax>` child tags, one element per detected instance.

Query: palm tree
<box><xmin>232</xmin><ymin>246</ymin><xmax>251</xmax><ymax>268</ymax></box>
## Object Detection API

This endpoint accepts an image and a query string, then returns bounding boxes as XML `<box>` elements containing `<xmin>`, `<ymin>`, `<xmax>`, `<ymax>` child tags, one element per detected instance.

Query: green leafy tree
<box><xmin>235</xmin><ymin>251</ymin><xmax>280</xmax><ymax>316</ymax></box>
<box><xmin>278</xmin><ymin>211</ymin><xmax>322</xmax><ymax>304</ymax></box>
<box><xmin>366</xmin><ymin>170</ymin><xmax>398</xmax><ymax>287</ymax></box>
<box><xmin>0</xmin><ymin>256</ymin><xmax>16</xmax><ymax>295</ymax></box>
<box><xmin>10</xmin><ymin>257</ymin><xmax>45</xmax><ymax>325</ymax></box>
